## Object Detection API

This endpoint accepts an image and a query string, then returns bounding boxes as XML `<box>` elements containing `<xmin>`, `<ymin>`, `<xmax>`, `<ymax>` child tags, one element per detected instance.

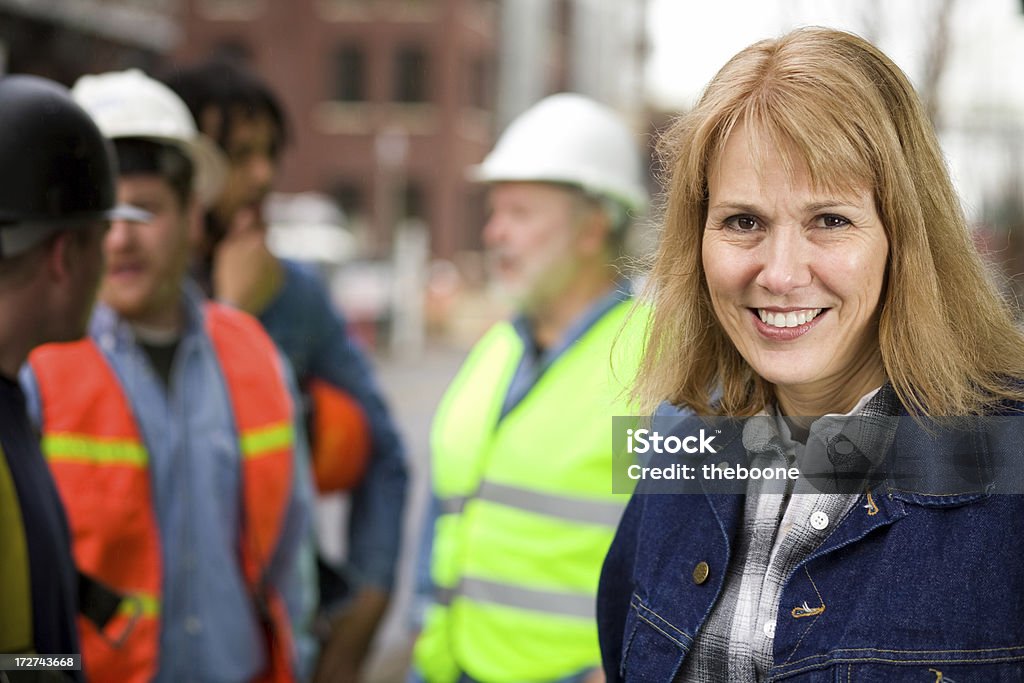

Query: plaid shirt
<box><xmin>676</xmin><ymin>384</ymin><xmax>900</xmax><ymax>682</ymax></box>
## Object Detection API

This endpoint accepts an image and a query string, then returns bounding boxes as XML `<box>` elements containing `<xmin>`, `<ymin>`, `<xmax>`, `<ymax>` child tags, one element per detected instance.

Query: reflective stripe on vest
<box><xmin>30</xmin><ymin>302</ymin><xmax>296</xmax><ymax>683</ymax></box>
<box><xmin>117</xmin><ymin>592</ymin><xmax>160</xmax><ymax>620</ymax></box>
<box><xmin>415</xmin><ymin>300</ymin><xmax>644</xmax><ymax>683</ymax></box>
<box><xmin>475</xmin><ymin>479</ymin><xmax>624</xmax><ymax>528</ymax></box>
<box><xmin>434</xmin><ymin>577</ymin><xmax>594</xmax><ymax>619</ymax></box>
<box><xmin>41</xmin><ymin>434</ymin><xmax>146</xmax><ymax>466</ymax></box>
<box><xmin>438</xmin><ymin>479</ymin><xmax>624</xmax><ymax>527</ymax></box>
<box><xmin>241</xmin><ymin>422</ymin><xmax>295</xmax><ymax>460</ymax></box>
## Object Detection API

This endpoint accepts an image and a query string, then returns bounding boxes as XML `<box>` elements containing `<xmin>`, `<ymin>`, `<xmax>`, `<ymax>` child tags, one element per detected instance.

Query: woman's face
<box><xmin>702</xmin><ymin>124</ymin><xmax>890</xmax><ymax>411</ymax></box>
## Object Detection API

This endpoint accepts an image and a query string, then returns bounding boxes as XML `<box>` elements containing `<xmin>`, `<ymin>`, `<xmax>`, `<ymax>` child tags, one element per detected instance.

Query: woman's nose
<box><xmin>754</xmin><ymin>228</ymin><xmax>813</xmax><ymax>295</ymax></box>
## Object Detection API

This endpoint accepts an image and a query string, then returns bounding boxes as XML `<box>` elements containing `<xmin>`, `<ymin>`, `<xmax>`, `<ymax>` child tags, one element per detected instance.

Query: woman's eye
<box><xmin>725</xmin><ymin>215</ymin><xmax>759</xmax><ymax>231</ymax></box>
<box><xmin>818</xmin><ymin>214</ymin><xmax>850</xmax><ymax>229</ymax></box>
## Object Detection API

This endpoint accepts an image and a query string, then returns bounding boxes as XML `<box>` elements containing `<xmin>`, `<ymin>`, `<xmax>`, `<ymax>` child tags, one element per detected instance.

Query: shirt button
<box><xmin>763</xmin><ymin>620</ymin><xmax>776</xmax><ymax>638</ymax></box>
<box><xmin>692</xmin><ymin>561</ymin><xmax>710</xmax><ymax>585</ymax></box>
<box><xmin>810</xmin><ymin>511</ymin><xmax>830</xmax><ymax>530</ymax></box>
<box><xmin>184</xmin><ymin>616</ymin><xmax>202</xmax><ymax>635</ymax></box>
<box><xmin>833</xmin><ymin>439</ymin><xmax>855</xmax><ymax>455</ymax></box>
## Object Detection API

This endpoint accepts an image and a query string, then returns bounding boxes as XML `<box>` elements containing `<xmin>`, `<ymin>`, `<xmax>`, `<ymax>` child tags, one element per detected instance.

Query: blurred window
<box><xmin>394</xmin><ymin>45</ymin><xmax>429</xmax><ymax>103</ymax></box>
<box><xmin>212</xmin><ymin>39</ymin><xmax>253</xmax><ymax>63</ymax></box>
<box><xmin>402</xmin><ymin>179</ymin><xmax>426</xmax><ymax>220</ymax></box>
<box><xmin>198</xmin><ymin>0</ymin><xmax>266</xmax><ymax>20</ymax></box>
<box><xmin>465</xmin><ymin>184</ymin><xmax>487</xmax><ymax>250</ymax></box>
<box><xmin>468</xmin><ymin>57</ymin><xmax>491</xmax><ymax>109</ymax></box>
<box><xmin>332</xmin><ymin>180</ymin><xmax>366</xmax><ymax>221</ymax></box>
<box><xmin>333</xmin><ymin>45</ymin><xmax>366</xmax><ymax>102</ymax></box>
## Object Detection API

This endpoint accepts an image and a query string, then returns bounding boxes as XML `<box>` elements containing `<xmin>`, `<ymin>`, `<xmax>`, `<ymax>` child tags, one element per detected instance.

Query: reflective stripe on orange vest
<box><xmin>30</xmin><ymin>302</ymin><xmax>296</xmax><ymax>683</ymax></box>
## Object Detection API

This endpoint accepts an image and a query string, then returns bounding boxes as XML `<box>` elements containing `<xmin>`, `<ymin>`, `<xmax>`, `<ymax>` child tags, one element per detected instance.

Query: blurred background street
<box><xmin>352</xmin><ymin>343</ymin><xmax>467</xmax><ymax>683</ymax></box>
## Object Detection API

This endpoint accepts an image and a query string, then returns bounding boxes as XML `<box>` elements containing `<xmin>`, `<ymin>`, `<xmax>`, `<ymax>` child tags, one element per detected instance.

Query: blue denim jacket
<box><xmin>259</xmin><ymin>259</ymin><xmax>408</xmax><ymax>592</ymax></box>
<box><xmin>21</xmin><ymin>283</ymin><xmax>315</xmax><ymax>683</ymax></box>
<box><xmin>598</xmin><ymin>408</ymin><xmax>1024</xmax><ymax>682</ymax></box>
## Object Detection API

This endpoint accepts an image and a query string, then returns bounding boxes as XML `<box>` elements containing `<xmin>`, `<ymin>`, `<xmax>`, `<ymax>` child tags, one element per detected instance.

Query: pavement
<box><xmin>314</xmin><ymin>341</ymin><xmax>471</xmax><ymax>683</ymax></box>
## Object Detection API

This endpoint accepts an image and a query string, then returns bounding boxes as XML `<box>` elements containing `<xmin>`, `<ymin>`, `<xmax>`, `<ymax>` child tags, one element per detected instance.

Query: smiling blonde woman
<box><xmin>636</xmin><ymin>27</ymin><xmax>1024</xmax><ymax>420</ymax></box>
<box><xmin>598</xmin><ymin>27</ymin><xmax>1024</xmax><ymax>682</ymax></box>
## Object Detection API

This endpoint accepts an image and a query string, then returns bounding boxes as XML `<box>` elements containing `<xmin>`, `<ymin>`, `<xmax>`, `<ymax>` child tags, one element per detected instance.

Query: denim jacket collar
<box><xmin>699</xmin><ymin>385</ymin><xmax>1000</xmax><ymax>508</ymax></box>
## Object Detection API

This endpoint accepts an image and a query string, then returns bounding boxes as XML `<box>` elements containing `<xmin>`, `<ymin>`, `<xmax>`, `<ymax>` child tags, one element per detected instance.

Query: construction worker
<box><xmin>164</xmin><ymin>59</ymin><xmax>409</xmax><ymax>683</ymax></box>
<box><xmin>19</xmin><ymin>69</ymin><xmax>313</xmax><ymax>683</ymax></box>
<box><xmin>411</xmin><ymin>93</ymin><xmax>649</xmax><ymax>683</ymax></box>
<box><xmin>0</xmin><ymin>74</ymin><xmax>120</xmax><ymax>682</ymax></box>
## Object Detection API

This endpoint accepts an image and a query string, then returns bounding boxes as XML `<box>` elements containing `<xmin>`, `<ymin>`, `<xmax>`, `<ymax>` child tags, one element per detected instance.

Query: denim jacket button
<box><xmin>692</xmin><ymin>561</ymin><xmax>710</xmax><ymax>585</ymax></box>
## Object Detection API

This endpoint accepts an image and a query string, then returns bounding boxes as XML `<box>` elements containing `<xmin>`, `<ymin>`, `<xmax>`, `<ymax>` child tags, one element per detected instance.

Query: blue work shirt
<box><xmin>22</xmin><ymin>282</ymin><xmax>314</xmax><ymax>683</ymax></box>
<box><xmin>258</xmin><ymin>258</ymin><xmax>409</xmax><ymax>592</ymax></box>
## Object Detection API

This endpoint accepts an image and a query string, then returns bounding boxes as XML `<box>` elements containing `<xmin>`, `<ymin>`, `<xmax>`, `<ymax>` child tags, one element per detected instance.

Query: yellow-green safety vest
<box><xmin>415</xmin><ymin>300</ymin><xmax>643</xmax><ymax>682</ymax></box>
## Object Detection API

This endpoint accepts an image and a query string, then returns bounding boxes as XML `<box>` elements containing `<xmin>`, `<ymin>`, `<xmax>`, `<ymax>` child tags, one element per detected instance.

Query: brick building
<box><xmin>174</xmin><ymin>0</ymin><xmax>500</xmax><ymax>258</ymax></box>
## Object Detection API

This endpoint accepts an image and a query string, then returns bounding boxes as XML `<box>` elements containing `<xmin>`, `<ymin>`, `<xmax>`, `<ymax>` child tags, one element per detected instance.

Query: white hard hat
<box><xmin>472</xmin><ymin>93</ymin><xmax>648</xmax><ymax>213</ymax></box>
<box><xmin>71</xmin><ymin>69</ymin><xmax>227</xmax><ymax>208</ymax></box>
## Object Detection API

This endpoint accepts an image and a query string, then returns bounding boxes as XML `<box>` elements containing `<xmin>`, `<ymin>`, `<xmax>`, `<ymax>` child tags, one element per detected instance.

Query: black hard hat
<box><xmin>0</xmin><ymin>75</ymin><xmax>119</xmax><ymax>257</ymax></box>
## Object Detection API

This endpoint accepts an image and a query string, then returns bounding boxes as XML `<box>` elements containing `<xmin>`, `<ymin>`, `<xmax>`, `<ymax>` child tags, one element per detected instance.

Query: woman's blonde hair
<box><xmin>639</xmin><ymin>27</ymin><xmax>1024</xmax><ymax>417</ymax></box>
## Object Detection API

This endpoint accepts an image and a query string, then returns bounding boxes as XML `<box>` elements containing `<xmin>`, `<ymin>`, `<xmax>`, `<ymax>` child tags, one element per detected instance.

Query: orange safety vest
<box><xmin>29</xmin><ymin>303</ymin><xmax>297</xmax><ymax>683</ymax></box>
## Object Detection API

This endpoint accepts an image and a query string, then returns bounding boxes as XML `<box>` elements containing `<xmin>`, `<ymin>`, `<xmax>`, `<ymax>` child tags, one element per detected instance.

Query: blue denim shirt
<box><xmin>598</xmin><ymin>407</ymin><xmax>1024</xmax><ymax>682</ymax></box>
<box><xmin>21</xmin><ymin>283</ymin><xmax>314</xmax><ymax>683</ymax></box>
<box><xmin>258</xmin><ymin>259</ymin><xmax>408</xmax><ymax>591</ymax></box>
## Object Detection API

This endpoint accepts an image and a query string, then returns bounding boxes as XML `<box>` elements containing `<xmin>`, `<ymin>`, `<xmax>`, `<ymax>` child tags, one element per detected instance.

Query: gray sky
<box><xmin>646</xmin><ymin>0</ymin><xmax>1024</xmax><ymax>117</ymax></box>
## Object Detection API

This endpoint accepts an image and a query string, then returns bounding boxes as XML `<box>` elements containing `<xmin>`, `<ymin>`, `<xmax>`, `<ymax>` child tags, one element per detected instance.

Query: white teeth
<box><xmin>757</xmin><ymin>308</ymin><xmax>822</xmax><ymax>329</ymax></box>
